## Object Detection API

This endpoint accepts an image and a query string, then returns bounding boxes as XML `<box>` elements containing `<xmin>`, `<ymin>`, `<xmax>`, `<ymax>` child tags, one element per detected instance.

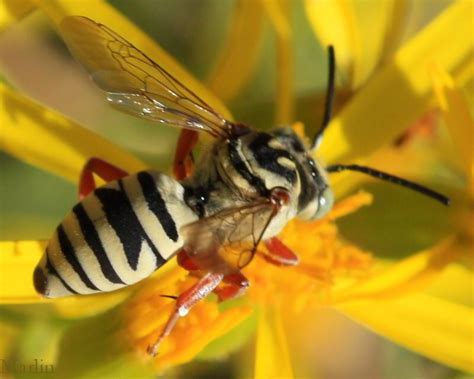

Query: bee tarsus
<box><xmin>147</xmin><ymin>272</ymin><xmax>224</xmax><ymax>356</ymax></box>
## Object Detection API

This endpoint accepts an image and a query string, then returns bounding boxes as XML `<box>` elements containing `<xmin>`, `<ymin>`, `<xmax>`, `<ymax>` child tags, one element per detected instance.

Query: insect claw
<box><xmin>146</xmin><ymin>343</ymin><xmax>160</xmax><ymax>357</ymax></box>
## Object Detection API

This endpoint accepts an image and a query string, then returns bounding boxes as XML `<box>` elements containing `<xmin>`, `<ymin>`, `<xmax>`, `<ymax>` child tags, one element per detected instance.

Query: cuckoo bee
<box><xmin>33</xmin><ymin>16</ymin><xmax>449</xmax><ymax>355</ymax></box>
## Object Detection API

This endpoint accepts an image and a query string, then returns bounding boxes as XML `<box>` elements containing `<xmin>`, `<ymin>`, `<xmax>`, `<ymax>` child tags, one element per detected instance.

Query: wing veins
<box><xmin>61</xmin><ymin>16</ymin><xmax>231</xmax><ymax>139</ymax></box>
<box><xmin>98</xmin><ymin>22</ymin><xmax>222</xmax><ymax>119</ymax></box>
<box><xmin>107</xmin><ymin>45</ymin><xmax>227</xmax><ymax>137</ymax></box>
<box><xmin>181</xmin><ymin>198</ymin><xmax>281</xmax><ymax>269</ymax></box>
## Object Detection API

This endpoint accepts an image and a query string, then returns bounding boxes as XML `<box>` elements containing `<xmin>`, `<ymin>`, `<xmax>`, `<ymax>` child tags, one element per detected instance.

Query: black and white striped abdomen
<box><xmin>34</xmin><ymin>171</ymin><xmax>197</xmax><ymax>298</ymax></box>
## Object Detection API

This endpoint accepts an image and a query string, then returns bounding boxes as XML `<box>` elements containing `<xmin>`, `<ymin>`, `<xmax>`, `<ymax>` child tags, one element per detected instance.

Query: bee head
<box><xmin>238</xmin><ymin>44</ymin><xmax>448</xmax><ymax>224</ymax></box>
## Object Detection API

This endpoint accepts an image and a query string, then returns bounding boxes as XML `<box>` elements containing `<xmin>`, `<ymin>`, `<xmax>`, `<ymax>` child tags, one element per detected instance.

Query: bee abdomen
<box><xmin>34</xmin><ymin>171</ymin><xmax>197</xmax><ymax>298</ymax></box>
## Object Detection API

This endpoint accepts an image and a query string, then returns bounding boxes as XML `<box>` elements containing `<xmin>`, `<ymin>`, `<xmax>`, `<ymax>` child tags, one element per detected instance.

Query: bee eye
<box><xmin>313</xmin><ymin>187</ymin><xmax>334</xmax><ymax>219</ymax></box>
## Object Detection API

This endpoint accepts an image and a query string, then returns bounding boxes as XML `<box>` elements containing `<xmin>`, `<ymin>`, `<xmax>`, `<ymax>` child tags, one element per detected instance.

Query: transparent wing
<box><xmin>60</xmin><ymin>16</ymin><xmax>230</xmax><ymax>138</ymax></box>
<box><xmin>181</xmin><ymin>198</ymin><xmax>279</xmax><ymax>269</ymax></box>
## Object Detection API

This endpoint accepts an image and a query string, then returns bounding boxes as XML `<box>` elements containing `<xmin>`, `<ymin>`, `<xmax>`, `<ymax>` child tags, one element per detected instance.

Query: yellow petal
<box><xmin>426</xmin><ymin>262</ymin><xmax>474</xmax><ymax>308</ymax></box>
<box><xmin>344</xmin><ymin>1</ymin><xmax>387</xmax><ymax>87</ymax></box>
<box><xmin>377</xmin><ymin>0</ymin><xmax>410</xmax><ymax>61</ymax></box>
<box><xmin>254</xmin><ymin>305</ymin><xmax>294</xmax><ymax>379</ymax></box>
<box><xmin>33</xmin><ymin>0</ymin><xmax>232</xmax><ymax>121</ymax></box>
<box><xmin>431</xmin><ymin>65</ymin><xmax>474</xmax><ymax>190</ymax></box>
<box><xmin>206</xmin><ymin>0</ymin><xmax>265</xmax><ymax>102</ymax></box>
<box><xmin>0</xmin><ymin>83</ymin><xmax>147</xmax><ymax>182</ymax></box>
<box><xmin>336</xmin><ymin>293</ymin><xmax>474</xmax><ymax>372</ymax></box>
<box><xmin>0</xmin><ymin>240</ymin><xmax>47</xmax><ymax>303</ymax></box>
<box><xmin>349</xmin><ymin>0</ymin><xmax>408</xmax><ymax>88</ymax></box>
<box><xmin>333</xmin><ymin>238</ymin><xmax>457</xmax><ymax>303</ymax></box>
<box><xmin>455</xmin><ymin>53</ymin><xmax>474</xmax><ymax>88</ymax></box>
<box><xmin>318</xmin><ymin>1</ymin><xmax>473</xmax><ymax>164</ymax></box>
<box><xmin>305</xmin><ymin>0</ymin><xmax>407</xmax><ymax>88</ymax></box>
<box><xmin>261</xmin><ymin>0</ymin><xmax>294</xmax><ymax>124</ymax></box>
<box><xmin>304</xmin><ymin>0</ymin><xmax>354</xmax><ymax>85</ymax></box>
<box><xmin>327</xmin><ymin>190</ymin><xmax>373</xmax><ymax>220</ymax></box>
<box><xmin>0</xmin><ymin>0</ymin><xmax>34</xmax><ymax>31</ymax></box>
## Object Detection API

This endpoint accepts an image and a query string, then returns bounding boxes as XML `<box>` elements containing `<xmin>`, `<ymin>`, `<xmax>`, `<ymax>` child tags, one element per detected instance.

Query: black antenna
<box><xmin>311</xmin><ymin>45</ymin><xmax>336</xmax><ymax>150</ymax></box>
<box><xmin>326</xmin><ymin>164</ymin><xmax>450</xmax><ymax>206</ymax></box>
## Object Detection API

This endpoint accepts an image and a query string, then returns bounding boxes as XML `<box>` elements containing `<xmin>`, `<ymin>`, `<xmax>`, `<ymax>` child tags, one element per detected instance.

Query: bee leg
<box><xmin>147</xmin><ymin>271</ymin><xmax>224</xmax><ymax>357</ymax></box>
<box><xmin>173</xmin><ymin>129</ymin><xmax>199</xmax><ymax>180</ymax></box>
<box><xmin>262</xmin><ymin>237</ymin><xmax>299</xmax><ymax>266</ymax></box>
<box><xmin>214</xmin><ymin>272</ymin><xmax>249</xmax><ymax>302</ymax></box>
<box><xmin>79</xmin><ymin>157</ymin><xmax>129</xmax><ymax>200</ymax></box>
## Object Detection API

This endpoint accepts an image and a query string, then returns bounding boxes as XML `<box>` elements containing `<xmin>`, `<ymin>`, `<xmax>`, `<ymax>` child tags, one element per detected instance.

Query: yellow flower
<box><xmin>124</xmin><ymin>265</ymin><xmax>253</xmax><ymax>371</ymax></box>
<box><xmin>0</xmin><ymin>0</ymin><xmax>472</xmax><ymax>378</ymax></box>
<box><xmin>124</xmin><ymin>190</ymin><xmax>372</xmax><ymax>372</ymax></box>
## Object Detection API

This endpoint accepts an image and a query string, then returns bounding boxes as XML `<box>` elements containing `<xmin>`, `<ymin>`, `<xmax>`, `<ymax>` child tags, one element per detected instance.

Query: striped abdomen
<box><xmin>34</xmin><ymin>171</ymin><xmax>197</xmax><ymax>298</ymax></box>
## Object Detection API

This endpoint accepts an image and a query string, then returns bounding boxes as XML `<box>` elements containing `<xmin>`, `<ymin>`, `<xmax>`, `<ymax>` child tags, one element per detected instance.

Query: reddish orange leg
<box><xmin>263</xmin><ymin>237</ymin><xmax>299</xmax><ymax>266</ymax></box>
<box><xmin>173</xmin><ymin>129</ymin><xmax>199</xmax><ymax>180</ymax></box>
<box><xmin>147</xmin><ymin>272</ymin><xmax>224</xmax><ymax>356</ymax></box>
<box><xmin>176</xmin><ymin>249</ymin><xmax>199</xmax><ymax>271</ymax></box>
<box><xmin>214</xmin><ymin>272</ymin><xmax>249</xmax><ymax>302</ymax></box>
<box><xmin>79</xmin><ymin>157</ymin><xmax>129</xmax><ymax>200</ymax></box>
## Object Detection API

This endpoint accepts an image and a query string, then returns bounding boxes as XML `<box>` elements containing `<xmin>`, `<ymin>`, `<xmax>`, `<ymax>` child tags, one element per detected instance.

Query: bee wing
<box><xmin>181</xmin><ymin>198</ymin><xmax>279</xmax><ymax>269</ymax></box>
<box><xmin>60</xmin><ymin>16</ymin><xmax>230</xmax><ymax>138</ymax></box>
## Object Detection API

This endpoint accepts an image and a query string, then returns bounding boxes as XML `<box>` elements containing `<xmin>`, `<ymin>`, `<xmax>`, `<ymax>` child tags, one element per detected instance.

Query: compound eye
<box><xmin>313</xmin><ymin>187</ymin><xmax>334</xmax><ymax>219</ymax></box>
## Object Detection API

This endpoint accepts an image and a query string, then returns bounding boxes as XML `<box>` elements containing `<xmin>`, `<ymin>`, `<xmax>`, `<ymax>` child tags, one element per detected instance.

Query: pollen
<box><xmin>244</xmin><ymin>191</ymin><xmax>374</xmax><ymax>311</ymax></box>
<box><xmin>121</xmin><ymin>265</ymin><xmax>252</xmax><ymax>371</ymax></box>
<box><xmin>121</xmin><ymin>192</ymin><xmax>373</xmax><ymax>368</ymax></box>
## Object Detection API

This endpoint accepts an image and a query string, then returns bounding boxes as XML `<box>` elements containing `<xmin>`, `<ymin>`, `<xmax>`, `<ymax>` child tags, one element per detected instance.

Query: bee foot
<box><xmin>146</xmin><ymin>343</ymin><xmax>160</xmax><ymax>357</ymax></box>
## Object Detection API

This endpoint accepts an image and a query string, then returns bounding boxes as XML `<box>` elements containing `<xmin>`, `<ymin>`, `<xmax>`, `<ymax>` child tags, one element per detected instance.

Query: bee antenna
<box><xmin>311</xmin><ymin>45</ymin><xmax>336</xmax><ymax>151</ymax></box>
<box><xmin>326</xmin><ymin>164</ymin><xmax>450</xmax><ymax>206</ymax></box>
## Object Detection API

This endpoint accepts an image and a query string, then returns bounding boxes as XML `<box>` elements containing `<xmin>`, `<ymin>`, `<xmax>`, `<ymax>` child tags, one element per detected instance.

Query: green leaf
<box><xmin>54</xmin><ymin>307</ymin><xmax>155</xmax><ymax>379</ymax></box>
